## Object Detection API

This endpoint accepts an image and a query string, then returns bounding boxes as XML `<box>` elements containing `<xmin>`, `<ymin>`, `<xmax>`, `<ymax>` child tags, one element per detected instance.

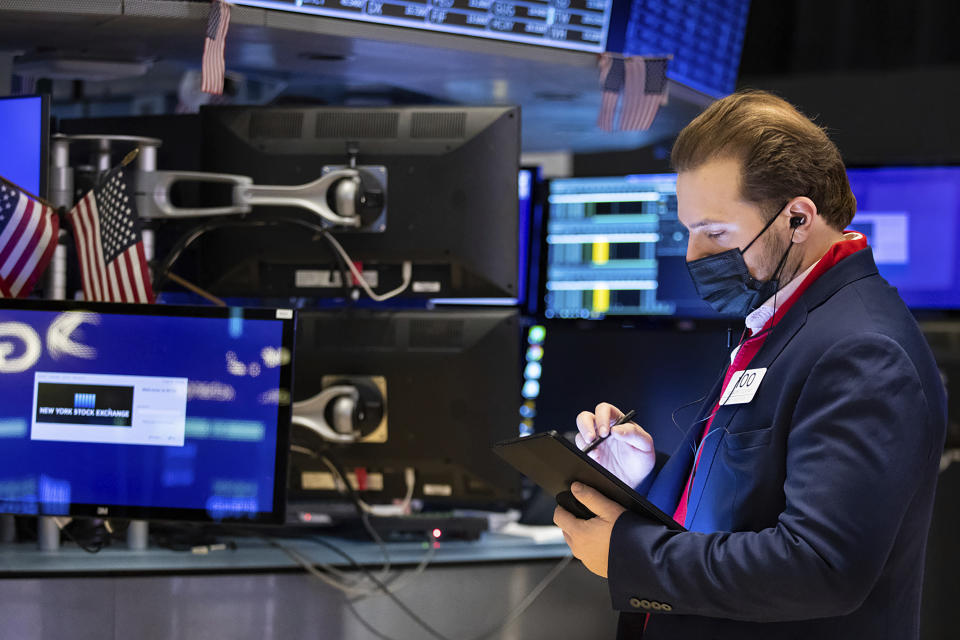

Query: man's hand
<box><xmin>576</xmin><ymin>402</ymin><xmax>656</xmax><ymax>488</ymax></box>
<box><xmin>553</xmin><ymin>482</ymin><xmax>627</xmax><ymax>578</ymax></box>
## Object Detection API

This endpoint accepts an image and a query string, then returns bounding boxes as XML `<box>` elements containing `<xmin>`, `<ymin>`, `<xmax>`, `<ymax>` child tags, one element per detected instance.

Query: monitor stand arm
<box><xmin>291</xmin><ymin>385</ymin><xmax>363</xmax><ymax>443</ymax></box>
<box><xmin>134</xmin><ymin>169</ymin><xmax>364</xmax><ymax>227</ymax></box>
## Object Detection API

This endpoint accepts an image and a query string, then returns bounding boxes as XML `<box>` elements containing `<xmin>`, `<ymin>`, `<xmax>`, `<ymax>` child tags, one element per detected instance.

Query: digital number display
<box><xmin>234</xmin><ymin>0</ymin><xmax>613</xmax><ymax>52</ymax></box>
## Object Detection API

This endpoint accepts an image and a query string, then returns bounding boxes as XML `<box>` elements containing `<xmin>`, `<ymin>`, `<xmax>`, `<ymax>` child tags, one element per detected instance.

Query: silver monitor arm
<box><xmin>134</xmin><ymin>168</ymin><xmax>365</xmax><ymax>227</ymax></box>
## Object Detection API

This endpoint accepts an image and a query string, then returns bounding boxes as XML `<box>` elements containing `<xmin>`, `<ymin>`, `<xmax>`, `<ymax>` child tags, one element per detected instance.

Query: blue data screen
<box><xmin>0</xmin><ymin>96</ymin><xmax>44</xmax><ymax>196</ymax></box>
<box><xmin>544</xmin><ymin>174</ymin><xmax>721</xmax><ymax>319</ymax></box>
<box><xmin>0</xmin><ymin>306</ymin><xmax>289</xmax><ymax>520</ymax></box>
<box><xmin>623</xmin><ymin>0</ymin><xmax>751</xmax><ymax>97</ymax></box>
<box><xmin>848</xmin><ymin>166</ymin><xmax>960</xmax><ymax>310</ymax></box>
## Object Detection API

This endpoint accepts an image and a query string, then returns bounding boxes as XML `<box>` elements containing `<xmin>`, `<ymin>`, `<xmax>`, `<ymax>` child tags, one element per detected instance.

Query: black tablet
<box><xmin>493</xmin><ymin>431</ymin><xmax>685</xmax><ymax>530</ymax></box>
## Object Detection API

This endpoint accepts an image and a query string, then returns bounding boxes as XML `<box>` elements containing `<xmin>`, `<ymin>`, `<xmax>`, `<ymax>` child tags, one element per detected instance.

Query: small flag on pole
<box><xmin>620</xmin><ymin>56</ymin><xmax>669</xmax><ymax>131</ymax></box>
<box><xmin>0</xmin><ymin>180</ymin><xmax>60</xmax><ymax>298</ymax></box>
<box><xmin>201</xmin><ymin>0</ymin><xmax>232</xmax><ymax>95</ymax></box>
<box><xmin>596</xmin><ymin>53</ymin><xmax>670</xmax><ymax>132</ymax></box>
<box><xmin>597</xmin><ymin>54</ymin><xmax>625</xmax><ymax>132</ymax></box>
<box><xmin>67</xmin><ymin>166</ymin><xmax>155</xmax><ymax>304</ymax></box>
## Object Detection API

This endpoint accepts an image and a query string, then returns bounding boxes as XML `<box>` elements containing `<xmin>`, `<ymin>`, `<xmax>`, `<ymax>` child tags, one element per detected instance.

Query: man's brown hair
<box><xmin>671</xmin><ymin>89</ymin><xmax>856</xmax><ymax>230</ymax></box>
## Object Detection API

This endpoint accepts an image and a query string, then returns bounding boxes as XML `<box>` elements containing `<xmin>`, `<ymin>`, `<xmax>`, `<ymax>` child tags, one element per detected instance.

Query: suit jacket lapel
<box><xmin>684</xmin><ymin>303</ymin><xmax>809</xmax><ymax>527</ymax></box>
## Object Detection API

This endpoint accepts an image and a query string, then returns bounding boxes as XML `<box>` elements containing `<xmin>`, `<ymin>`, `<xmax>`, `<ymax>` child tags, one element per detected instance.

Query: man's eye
<box><xmin>707</xmin><ymin>231</ymin><xmax>725</xmax><ymax>239</ymax></box>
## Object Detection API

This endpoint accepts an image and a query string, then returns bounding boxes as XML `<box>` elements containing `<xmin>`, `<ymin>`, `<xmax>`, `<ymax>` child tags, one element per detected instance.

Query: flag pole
<box><xmin>166</xmin><ymin>272</ymin><xmax>226</xmax><ymax>307</ymax></box>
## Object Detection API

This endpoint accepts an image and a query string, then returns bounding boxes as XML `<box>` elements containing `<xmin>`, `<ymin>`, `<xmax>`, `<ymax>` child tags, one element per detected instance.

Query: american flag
<box><xmin>619</xmin><ymin>56</ymin><xmax>669</xmax><ymax>132</ymax></box>
<box><xmin>201</xmin><ymin>0</ymin><xmax>232</xmax><ymax>95</ymax></box>
<box><xmin>67</xmin><ymin>167</ymin><xmax>155</xmax><ymax>304</ymax></box>
<box><xmin>597</xmin><ymin>54</ymin><xmax>625</xmax><ymax>132</ymax></box>
<box><xmin>0</xmin><ymin>181</ymin><xmax>60</xmax><ymax>298</ymax></box>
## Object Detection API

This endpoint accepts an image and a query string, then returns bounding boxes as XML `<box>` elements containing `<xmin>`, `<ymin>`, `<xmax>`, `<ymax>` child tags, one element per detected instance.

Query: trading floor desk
<box><xmin>0</xmin><ymin>531</ymin><xmax>617</xmax><ymax>640</ymax></box>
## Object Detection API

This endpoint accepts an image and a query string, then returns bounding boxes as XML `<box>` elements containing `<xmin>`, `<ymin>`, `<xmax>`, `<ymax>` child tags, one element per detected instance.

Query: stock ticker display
<box><xmin>233</xmin><ymin>0</ymin><xmax>614</xmax><ymax>52</ymax></box>
<box><xmin>544</xmin><ymin>174</ymin><xmax>718</xmax><ymax>319</ymax></box>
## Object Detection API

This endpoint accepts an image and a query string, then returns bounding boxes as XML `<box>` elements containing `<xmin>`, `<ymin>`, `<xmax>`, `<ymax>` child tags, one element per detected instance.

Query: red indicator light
<box><xmin>432</xmin><ymin>528</ymin><xmax>442</xmax><ymax>539</ymax></box>
<box><xmin>303</xmin><ymin>512</ymin><xmax>312</xmax><ymax>522</ymax></box>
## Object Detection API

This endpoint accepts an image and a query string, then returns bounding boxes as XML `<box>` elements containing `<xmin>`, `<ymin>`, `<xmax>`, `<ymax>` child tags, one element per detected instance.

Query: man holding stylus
<box><xmin>553</xmin><ymin>90</ymin><xmax>947</xmax><ymax>640</ymax></box>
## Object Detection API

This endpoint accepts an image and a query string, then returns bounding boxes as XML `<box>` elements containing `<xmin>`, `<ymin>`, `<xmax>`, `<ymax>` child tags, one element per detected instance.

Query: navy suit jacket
<box><xmin>608</xmin><ymin>248</ymin><xmax>947</xmax><ymax>639</ymax></box>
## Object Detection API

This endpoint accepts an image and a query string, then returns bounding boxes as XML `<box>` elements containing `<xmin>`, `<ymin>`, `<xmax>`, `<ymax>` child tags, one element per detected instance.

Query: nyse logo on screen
<box><xmin>0</xmin><ymin>312</ymin><xmax>99</xmax><ymax>374</ymax></box>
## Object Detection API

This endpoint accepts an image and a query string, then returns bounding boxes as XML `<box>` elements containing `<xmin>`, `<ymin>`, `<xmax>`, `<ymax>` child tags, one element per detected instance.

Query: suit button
<box><xmin>629</xmin><ymin>598</ymin><xmax>642</xmax><ymax>609</ymax></box>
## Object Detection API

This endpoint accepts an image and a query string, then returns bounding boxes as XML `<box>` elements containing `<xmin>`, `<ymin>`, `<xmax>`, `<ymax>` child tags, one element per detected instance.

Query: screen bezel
<box><xmin>0</xmin><ymin>298</ymin><xmax>295</xmax><ymax>525</ymax></box>
<box><xmin>0</xmin><ymin>94</ymin><xmax>49</xmax><ymax>200</ymax></box>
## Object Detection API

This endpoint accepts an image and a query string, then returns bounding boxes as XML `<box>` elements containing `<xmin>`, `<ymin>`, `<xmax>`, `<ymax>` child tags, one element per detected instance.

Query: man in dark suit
<box><xmin>553</xmin><ymin>90</ymin><xmax>947</xmax><ymax>639</ymax></box>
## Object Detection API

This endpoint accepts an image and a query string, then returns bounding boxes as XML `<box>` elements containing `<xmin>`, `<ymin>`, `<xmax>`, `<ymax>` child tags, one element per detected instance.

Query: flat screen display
<box><xmin>0</xmin><ymin>95</ymin><xmax>46</xmax><ymax>198</ymax></box>
<box><xmin>233</xmin><ymin>0</ymin><xmax>614</xmax><ymax>52</ymax></box>
<box><xmin>543</xmin><ymin>174</ymin><xmax>722</xmax><ymax>319</ymax></box>
<box><xmin>623</xmin><ymin>0</ymin><xmax>751</xmax><ymax>97</ymax></box>
<box><xmin>847</xmin><ymin>166</ymin><xmax>960</xmax><ymax>310</ymax></box>
<box><xmin>0</xmin><ymin>300</ymin><xmax>295</xmax><ymax>523</ymax></box>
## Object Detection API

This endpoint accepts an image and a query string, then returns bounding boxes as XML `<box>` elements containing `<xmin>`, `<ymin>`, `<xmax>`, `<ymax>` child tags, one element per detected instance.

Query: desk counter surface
<box><xmin>0</xmin><ymin>530</ymin><xmax>569</xmax><ymax>576</ymax></box>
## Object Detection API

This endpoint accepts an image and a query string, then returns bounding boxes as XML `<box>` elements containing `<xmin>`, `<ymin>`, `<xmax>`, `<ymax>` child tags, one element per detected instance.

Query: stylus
<box><xmin>582</xmin><ymin>409</ymin><xmax>637</xmax><ymax>454</ymax></box>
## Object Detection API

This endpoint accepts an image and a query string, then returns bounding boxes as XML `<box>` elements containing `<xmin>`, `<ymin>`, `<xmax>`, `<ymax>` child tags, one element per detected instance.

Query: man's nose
<box><xmin>686</xmin><ymin>237</ymin><xmax>706</xmax><ymax>262</ymax></box>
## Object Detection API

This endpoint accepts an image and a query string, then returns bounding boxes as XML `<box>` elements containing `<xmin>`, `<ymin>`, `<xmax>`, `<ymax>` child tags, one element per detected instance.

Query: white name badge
<box><xmin>719</xmin><ymin>368</ymin><xmax>768</xmax><ymax>406</ymax></box>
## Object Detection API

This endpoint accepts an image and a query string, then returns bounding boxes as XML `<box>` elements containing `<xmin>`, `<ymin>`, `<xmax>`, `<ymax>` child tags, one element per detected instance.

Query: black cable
<box><xmin>669</xmin><ymin>347</ymin><xmax>736</xmax><ymax>456</ymax></box>
<box><xmin>317</xmin><ymin>451</ymin><xmax>393</xmax><ymax>574</ymax></box>
<box><xmin>343</xmin><ymin>597</ymin><xmax>402</xmax><ymax>640</ymax></box>
<box><xmin>290</xmin><ymin>442</ymin><xmax>393</xmax><ymax>576</ymax></box>
<box><xmin>152</xmin><ymin>216</ymin><xmax>356</xmax><ymax>300</ymax></box>
<box><xmin>303</xmin><ymin>534</ymin><xmax>573</xmax><ymax>640</ymax></box>
<box><xmin>302</xmin><ymin>535</ymin><xmax>454</xmax><ymax>640</ymax></box>
<box><xmin>56</xmin><ymin>518</ymin><xmax>111</xmax><ymax>554</ymax></box>
<box><xmin>152</xmin><ymin>218</ymin><xmax>245</xmax><ymax>292</ymax></box>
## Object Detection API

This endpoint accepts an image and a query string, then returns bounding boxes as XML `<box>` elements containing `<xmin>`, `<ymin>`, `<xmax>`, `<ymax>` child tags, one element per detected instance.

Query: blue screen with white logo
<box><xmin>0</xmin><ymin>96</ymin><xmax>44</xmax><ymax>197</ymax></box>
<box><xmin>0</xmin><ymin>304</ymin><xmax>291</xmax><ymax>521</ymax></box>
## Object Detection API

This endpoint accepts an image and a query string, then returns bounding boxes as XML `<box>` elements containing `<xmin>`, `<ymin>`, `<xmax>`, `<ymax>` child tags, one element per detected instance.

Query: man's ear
<box><xmin>784</xmin><ymin>197</ymin><xmax>818</xmax><ymax>243</ymax></box>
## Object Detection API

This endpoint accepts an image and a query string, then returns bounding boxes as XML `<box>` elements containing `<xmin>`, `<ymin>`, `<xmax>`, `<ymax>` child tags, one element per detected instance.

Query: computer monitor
<box><xmin>289</xmin><ymin>308</ymin><xmax>522</xmax><ymax>510</ymax></box>
<box><xmin>847</xmin><ymin>166</ymin><xmax>960</xmax><ymax>310</ymax></box>
<box><xmin>0</xmin><ymin>300</ymin><xmax>294</xmax><ymax>523</ymax></box>
<box><xmin>542</xmin><ymin>174</ymin><xmax>724</xmax><ymax>320</ymax></box>
<box><xmin>231</xmin><ymin>0</ymin><xmax>618</xmax><ymax>53</ymax></box>
<box><xmin>0</xmin><ymin>94</ymin><xmax>48</xmax><ymax>198</ymax></box>
<box><xmin>622</xmin><ymin>0</ymin><xmax>751</xmax><ymax>97</ymax></box>
<box><xmin>525</xmin><ymin>321</ymin><xmax>731</xmax><ymax>455</ymax></box>
<box><xmin>196</xmin><ymin>105</ymin><xmax>519</xmax><ymax>300</ymax></box>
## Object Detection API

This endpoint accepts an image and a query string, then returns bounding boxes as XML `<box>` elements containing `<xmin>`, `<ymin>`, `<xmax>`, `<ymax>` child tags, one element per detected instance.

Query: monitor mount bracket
<box><xmin>291</xmin><ymin>377</ymin><xmax>387</xmax><ymax>444</ymax></box>
<box><xmin>134</xmin><ymin>165</ymin><xmax>386</xmax><ymax>231</ymax></box>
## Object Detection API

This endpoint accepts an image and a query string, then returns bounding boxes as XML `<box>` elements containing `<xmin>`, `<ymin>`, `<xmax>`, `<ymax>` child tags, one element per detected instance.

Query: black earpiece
<box><xmin>790</xmin><ymin>216</ymin><xmax>805</xmax><ymax>229</ymax></box>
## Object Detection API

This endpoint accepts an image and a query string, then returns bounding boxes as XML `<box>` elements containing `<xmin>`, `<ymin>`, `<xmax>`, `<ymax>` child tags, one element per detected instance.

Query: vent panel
<box><xmin>411</xmin><ymin>112</ymin><xmax>467</xmax><ymax>139</ymax></box>
<box><xmin>316</xmin><ymin>112</ymin><xmax>400</xmax><ymax>139</ymax></box>
<box><xmin>409</xmin><ymin>319</ymin><xmax>464</xmax><ymax>349</ymax></box>
<box><xmin>249</xmin><ymin>112</ymin><xmax>304</xmax><ymax>139</ymax></box>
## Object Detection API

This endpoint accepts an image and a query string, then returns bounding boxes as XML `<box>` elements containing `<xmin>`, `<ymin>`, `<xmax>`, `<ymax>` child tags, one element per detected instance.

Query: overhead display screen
<box><xmin>234</xmin><ymin>0</ymin><xmax>614</xmax><ymax>52</ymax></box>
